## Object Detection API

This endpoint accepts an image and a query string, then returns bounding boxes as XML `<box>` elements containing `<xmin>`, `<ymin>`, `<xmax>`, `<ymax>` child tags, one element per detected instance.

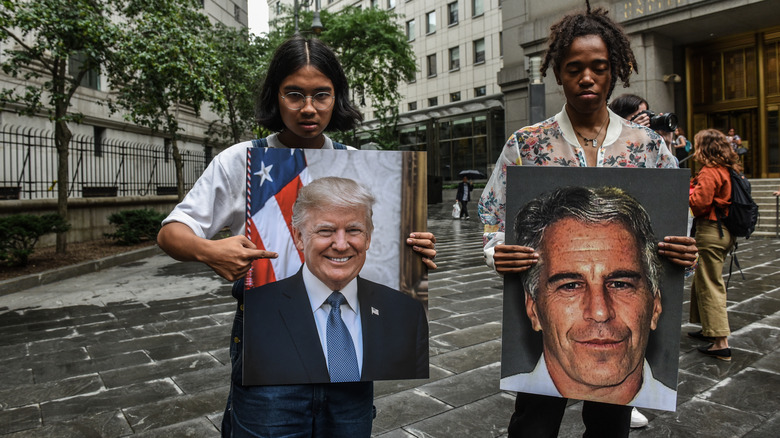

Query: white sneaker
<box><xmin>630</xmin><ymin>408</ymin><xmax>648</xmax><ymax>428</ymax></box>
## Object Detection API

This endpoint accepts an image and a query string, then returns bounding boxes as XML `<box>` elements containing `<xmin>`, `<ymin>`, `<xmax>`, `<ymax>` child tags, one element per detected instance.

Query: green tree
<box><xmin>108</xmin><ymin>0</ymin><xmax>222</xmax><ymax>200</ymax></box>
<box><xmin>206</xmin><ymin>24</ymin><xmax>270</xmax><ymax>148</ymax></box>
<box><xmin>269</xmin><ymin>7</ymin><xmax>416</xmax><ymax>149</ymax></box>
<box><xmin>318</xmin><ymin>7</ymin><xmax>415</xmax><ymax>148</ymax></box>
<box><xmin>0</xmin><ymin>0</ymin><xmax>120</xmax><ymax>253</ymax></box>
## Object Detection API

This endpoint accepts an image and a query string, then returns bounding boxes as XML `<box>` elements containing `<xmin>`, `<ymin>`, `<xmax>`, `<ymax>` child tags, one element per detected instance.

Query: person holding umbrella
<box><xmin>456</xmin><ymin>175</ymin><xmax>474</xmax><ymax>219</ymax></box>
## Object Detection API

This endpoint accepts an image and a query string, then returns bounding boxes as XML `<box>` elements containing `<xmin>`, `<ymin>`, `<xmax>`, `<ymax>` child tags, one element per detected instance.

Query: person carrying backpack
<box><xmin>688</xmin><ymin>129</ymin><xmax>741</xmax><ymax>361</ymax></box>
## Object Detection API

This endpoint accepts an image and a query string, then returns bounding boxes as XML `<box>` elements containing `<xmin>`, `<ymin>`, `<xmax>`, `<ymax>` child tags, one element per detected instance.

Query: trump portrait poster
<box><xmin>242</xmin><ymin>148</ymin><xmax>429</xmax><ymax>385</ymax></box>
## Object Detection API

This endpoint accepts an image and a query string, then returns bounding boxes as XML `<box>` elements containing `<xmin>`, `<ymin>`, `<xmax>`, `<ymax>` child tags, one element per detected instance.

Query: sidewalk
<box><xmin>1</xmin><ymin>198</ymin><xmax>778</xmax><ymax>437</ymax></box>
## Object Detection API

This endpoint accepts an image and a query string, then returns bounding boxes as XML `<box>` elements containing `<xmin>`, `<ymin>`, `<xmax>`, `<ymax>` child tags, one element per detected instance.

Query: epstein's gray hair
<box><xmin>514</xmin><ymin>186</ymin><xmax>661</xmax><ymax>299</ymax></box>
<box><xmin>291</xmin><ymin>176</ymin><xmax>376</xmax><ymax>234</ymax></box>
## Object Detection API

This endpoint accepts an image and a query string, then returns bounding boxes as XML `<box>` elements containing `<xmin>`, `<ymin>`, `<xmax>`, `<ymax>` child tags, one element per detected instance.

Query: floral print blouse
<box><xmin>478</xmin><ymin>105</ymin><xmax>677</xmax><ymax>249</ymax></box>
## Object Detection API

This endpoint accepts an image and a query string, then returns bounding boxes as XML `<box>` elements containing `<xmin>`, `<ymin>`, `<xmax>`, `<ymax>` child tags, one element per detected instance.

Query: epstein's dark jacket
<box><xmin>242</xmin><ymin>269</ymin><xmax>428</xmax><ymax>385</ymax></box>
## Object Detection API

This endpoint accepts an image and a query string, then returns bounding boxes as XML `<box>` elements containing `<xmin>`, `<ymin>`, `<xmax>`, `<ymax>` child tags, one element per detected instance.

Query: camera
<box><xmin>632</xmin><ymin>110</ymin><xmax>678</xmax><ymax>132</ymax></box>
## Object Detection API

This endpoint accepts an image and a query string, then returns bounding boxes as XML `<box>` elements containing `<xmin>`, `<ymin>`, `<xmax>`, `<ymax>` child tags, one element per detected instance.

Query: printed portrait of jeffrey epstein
<box><xmin>500</xmin><ymin>186</ymin><xmax>677</xmax><ymax>411</ymax></box>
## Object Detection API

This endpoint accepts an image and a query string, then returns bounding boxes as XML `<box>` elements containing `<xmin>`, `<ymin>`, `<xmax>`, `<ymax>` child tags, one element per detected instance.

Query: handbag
<box><xmin>451</xmin><ymin>202</ymin><xmax>461</xmax><ymax>218</ymax></box>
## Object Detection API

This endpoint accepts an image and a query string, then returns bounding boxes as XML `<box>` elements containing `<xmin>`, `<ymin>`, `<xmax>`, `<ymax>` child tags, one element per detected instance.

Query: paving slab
<box><xmin>401</xmin><ymin>392</ymin><xmax>514</xmax><ymax>438</ymax></box>
<box><xmin>122</xmin><ymin>386</ymin><xmax>228</xmax><ymax>432</ymax></box>
<box><xmin>0</xmin><ymin>200</ymin><xmax>778</xmax><ymax>437</ymax></box>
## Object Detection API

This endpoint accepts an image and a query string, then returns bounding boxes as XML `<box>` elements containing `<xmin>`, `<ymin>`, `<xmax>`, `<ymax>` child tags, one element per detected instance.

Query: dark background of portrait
<box><xmin>502</xmin><ymin>167</ymin><xmax>690</xmax><ymax>391</ymax></box>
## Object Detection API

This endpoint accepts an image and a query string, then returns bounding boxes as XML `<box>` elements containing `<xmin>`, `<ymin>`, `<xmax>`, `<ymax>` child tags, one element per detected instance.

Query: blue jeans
<box><xmin>222</xmin><ymin>301</ymin><xmax>374</xmax><ymax>437</ymax></box>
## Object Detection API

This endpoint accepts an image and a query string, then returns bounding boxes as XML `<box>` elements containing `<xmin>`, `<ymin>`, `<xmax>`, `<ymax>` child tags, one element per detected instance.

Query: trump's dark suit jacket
<box><xmin>242</xmin><ymin>269</ymin><xmax>429</xmax><ymax>385</ymax></box>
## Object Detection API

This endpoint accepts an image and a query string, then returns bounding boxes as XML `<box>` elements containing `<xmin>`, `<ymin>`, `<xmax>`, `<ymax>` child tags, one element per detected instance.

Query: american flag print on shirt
<box><xmin>245</xmin><ymin>147</ymin><xmax>310</xmax><ymax>289</ymax></box>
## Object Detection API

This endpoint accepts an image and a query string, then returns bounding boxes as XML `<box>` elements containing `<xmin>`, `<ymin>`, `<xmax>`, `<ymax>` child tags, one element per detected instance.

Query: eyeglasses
<box><xmin>280</xmin><ymin>91</ymin><xmax>334</xmax><ymax>111</ymax></box>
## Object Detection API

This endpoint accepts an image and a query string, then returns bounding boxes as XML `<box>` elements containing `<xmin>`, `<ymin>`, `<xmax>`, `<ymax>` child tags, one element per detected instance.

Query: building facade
<box><xmin>0</xmin><ymin>0</ymin><xmax>248</xmax><ymax>201</ymax></box>
<box><xmin>500</xmin><ymin>0</ymin><xmax>780</xmax><ymax>178</ymax></box>
<box><xmin>269</xmin><ymin>0</ymin><xmax>507</xmax><ymax>182</ymax></box>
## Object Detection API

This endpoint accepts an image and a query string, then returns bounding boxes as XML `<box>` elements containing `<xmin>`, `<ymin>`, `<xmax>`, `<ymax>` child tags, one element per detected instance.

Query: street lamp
<box><xmin>311</xmin><ymin>11</ymin><xmax>323</xmax><ymax>35</ymax></box>
<box><xmin>293</xmin><ymin>0</ymin><xmax>323</xmax><ymax>35</ymax></box>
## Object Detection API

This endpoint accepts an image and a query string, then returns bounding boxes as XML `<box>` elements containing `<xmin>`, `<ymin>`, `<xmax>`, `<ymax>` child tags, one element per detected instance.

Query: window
<box><xmin>450</xmin><ymin>92</ymin><xmax>461</xmax><ymax>102</ymax></box>
<box><xmin>406</xmin><ymin>19</ymin><xmax>415</xmax><ymax>41</ymax></box>
<box><xmin>426</xmin><ymin>11</ymin><xmax>436</xmax><ymax>34</ymax></box>
<box><xmin>474</xmin><ymin>85</ymin><xmax>486</xmax><ymax>96</ymax></box>
<box><xmin>387</xmin><ymin>0</ymin><xmax>395</xmax><ymax>8</ymax></box>
<box><xmin>408</xmin><ymin>101</ymin><xmax>418</xmax><ymax>111</ymax></box>
<box><xmin>472</xmin><ymin>0</ymin><xmax>484</xmax><ymax>17</ymax></box>
<box><xmin>94</xmin><ymin>126</ymin><xmax>106</xmax><ymax>157</ymax></box>
<box><xmin>427</xmin><ymin>53</ymin><xmax>437</xmax><ymax>77</ymax></box>
<box><xmin>370</xmin><ymin>0</ymin><xmax>379</xmax><ymax>7</ymax></box>
<box><xmin>474</xmin><ymin>38</ymin><xmax>485</xmax><ymax>64</ymax></box>
<box><xmin>275</xmin><ymin>1</ymin><xmax>281</xmax><ymax>15</ymax></box>
<box><xmin>448</xmin><ymin>2</ymin><xmax>458</xmax><ymax>25</ymax></box>
<box><xmin>428</xmin><ymin>97</ymin><xmax>438</xmax><ymax>107</ymax></box>
<box><xmin>499</xmin><ymin>32</ymin><xmax>503</xmax><ymax>57</ymax></box>
<box><xmin>234</xmin><ymin>4</ymin><xmax>240</xmax><ymax>21</ymax></box>
<box><xmin>449</xmin><ymin>46</ymin><xmax>460</xmax><ymax>71</ymax></box>
<box><xmin>68</xmin><ymin>52</ymin><xmax>100</xmax><ymax>90</ymax></box>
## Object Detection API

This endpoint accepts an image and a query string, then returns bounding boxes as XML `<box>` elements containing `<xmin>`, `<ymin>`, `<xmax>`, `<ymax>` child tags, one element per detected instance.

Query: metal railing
<box><xmin>0</xmin><ymin>125</ymin><xmax>208</xmax><ymax>200</ymax></box>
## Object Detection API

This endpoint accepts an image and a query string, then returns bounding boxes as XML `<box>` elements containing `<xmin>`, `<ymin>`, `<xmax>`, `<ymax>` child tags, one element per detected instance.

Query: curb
<box><xmin>0</xmin><ymin>245</ymin><xmax>163</xmax><ymax>297</ymax></box>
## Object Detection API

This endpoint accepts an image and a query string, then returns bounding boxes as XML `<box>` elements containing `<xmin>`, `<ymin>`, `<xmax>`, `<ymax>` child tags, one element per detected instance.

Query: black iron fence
<box><xmin>0</xmin><ymin>125</ymin><xmax>208</xmax><ymax>200</ymax></box>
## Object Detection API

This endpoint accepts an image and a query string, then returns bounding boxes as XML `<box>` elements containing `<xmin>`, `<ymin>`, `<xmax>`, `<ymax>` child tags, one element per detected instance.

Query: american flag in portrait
<box><xmin>245</xmin><ymin>148</ymin><xmax>310</xmax><ymax>289</ymax></box>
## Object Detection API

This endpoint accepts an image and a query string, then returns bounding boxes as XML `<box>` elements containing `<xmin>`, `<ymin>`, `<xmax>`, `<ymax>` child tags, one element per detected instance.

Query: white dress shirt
<box><xmin>501</xmin><ymin>354</ymin><xmax>677</xmax><ymax>411</ymax></box>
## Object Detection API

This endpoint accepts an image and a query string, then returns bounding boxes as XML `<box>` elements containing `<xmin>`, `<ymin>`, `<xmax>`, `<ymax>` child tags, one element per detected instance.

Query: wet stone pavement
<box><xmin>1</xmin><ymin>194</ymin><xmax>779</xmax><ymax>437</ymax></box>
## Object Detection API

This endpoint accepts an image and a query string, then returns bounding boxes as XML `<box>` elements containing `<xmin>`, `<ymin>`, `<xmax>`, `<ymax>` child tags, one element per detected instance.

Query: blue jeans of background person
<box><xmin>221</xmin><ymin>299</ymin><xmax>374</xmax><ymax>437</ymax></box>
<box><xmin>507</xmin><ymin>392</ymin><xmax>631</xmax><ymax>438</ymax></box>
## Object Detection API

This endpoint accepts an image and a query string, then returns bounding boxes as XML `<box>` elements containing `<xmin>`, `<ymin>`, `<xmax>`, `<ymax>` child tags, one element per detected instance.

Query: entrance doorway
<box><xmin>708</xmin><ymin>110</ymin><xmax>758</xmax><ymax>177</ymax></box>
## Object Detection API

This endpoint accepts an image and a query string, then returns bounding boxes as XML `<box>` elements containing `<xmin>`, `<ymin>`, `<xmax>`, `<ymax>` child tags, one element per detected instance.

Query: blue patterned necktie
<box><xmin>326</xmin><ymin>291</ymin><xmax>360</xmax><ymax>382</ymax></box>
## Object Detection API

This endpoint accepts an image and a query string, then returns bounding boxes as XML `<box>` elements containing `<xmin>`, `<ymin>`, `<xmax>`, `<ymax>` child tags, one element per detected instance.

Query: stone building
<box><xmin>500</xmin><ymin>0</ymin><xmax>780</xmax><ymax>178</ymax></box>
<box><xmin>269</xmin><ymin>0</ymin><xmax>508</xmax><ymax>182</ymax></box>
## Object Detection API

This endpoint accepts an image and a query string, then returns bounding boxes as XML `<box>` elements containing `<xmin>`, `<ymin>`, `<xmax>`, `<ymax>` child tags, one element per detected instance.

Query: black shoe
<box><xmin>688</xmin><ymin>330</ymin><xmax>715</xmax><ymax>342</ymax></box>
<box><xmin>697</xmin><ymin>344</ymin><xmax>732</xmax><ymax>361</ymax></box>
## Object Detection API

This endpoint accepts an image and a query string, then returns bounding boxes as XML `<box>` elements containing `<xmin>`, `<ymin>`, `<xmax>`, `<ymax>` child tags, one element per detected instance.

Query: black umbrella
<box><xmin>458</xmin><ymin>169</ymin><xmax>486</xmax><ymax>179</ymax></box>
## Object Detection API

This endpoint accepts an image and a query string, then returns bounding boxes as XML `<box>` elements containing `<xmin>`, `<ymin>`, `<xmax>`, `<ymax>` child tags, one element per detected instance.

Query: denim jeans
<box><xmin>222</xmin><ymin>299</ymin><xmax>374</xmax><ymax>438</ymax></box>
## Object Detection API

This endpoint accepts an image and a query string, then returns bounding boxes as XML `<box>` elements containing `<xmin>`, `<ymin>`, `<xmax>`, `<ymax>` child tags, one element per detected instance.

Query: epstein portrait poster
<box><xmin>242</xmin><ymin>148</ymin><xmax>429</xmax><ymax>385</ymax></box>
<box><xmin>500</xmin><ymin>166</ymin><xmax>690</xmax><ymax>411</ymax></box>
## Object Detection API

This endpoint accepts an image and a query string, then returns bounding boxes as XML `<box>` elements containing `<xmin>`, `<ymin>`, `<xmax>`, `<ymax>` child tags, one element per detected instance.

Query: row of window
<box><xmin>424</xmin><ymin>37</ymin><xmax>494</xmax><ymax>77</ymax></box>
<box><xmin>405</xmin><ymin>0</ymin><xmax>486</xmax><ymax>41</ymax></box>
<box><xmin>407</xmin><ymin>85</ymin><xmax>487</xmax><ymax>111</ymax></box>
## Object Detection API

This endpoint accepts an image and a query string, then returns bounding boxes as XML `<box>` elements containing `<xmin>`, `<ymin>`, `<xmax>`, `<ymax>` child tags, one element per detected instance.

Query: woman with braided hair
<box><xmin>479</xmin><ymin>1</ymin><xmax>697</xmax><ymax>436</ymax></box>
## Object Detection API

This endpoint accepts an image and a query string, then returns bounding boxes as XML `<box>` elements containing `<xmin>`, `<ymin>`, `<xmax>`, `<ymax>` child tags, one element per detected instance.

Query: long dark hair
<box><xmin>608</xmin><ymin>94</ymin><xmax>648</xmax><ymax>119</ymax></box>
<box><xmin>257</xmin><ymin>36</ymin><xmax>362</xmax><ymax>132</ymax></box>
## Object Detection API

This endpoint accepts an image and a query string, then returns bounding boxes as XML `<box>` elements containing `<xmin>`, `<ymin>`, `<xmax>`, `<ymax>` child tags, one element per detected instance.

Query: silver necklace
<box><xmin>573</xmin><ymin>115</ymin><xmax>609</xmax><ymax>149</ymax></box>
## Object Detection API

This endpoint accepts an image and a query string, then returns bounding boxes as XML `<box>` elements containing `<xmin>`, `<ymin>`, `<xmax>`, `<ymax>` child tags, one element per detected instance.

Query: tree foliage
<box><xmin>206</xmin><ymin>24</ymin><xmax>271</xmax><ymax>148</ymax></box>
<box><xmin>0</xmin><ymin>0</ymin><xmax>120</xmax><ymax>253</ymax></box>
<box><xmin>108</xmin><ymin>0</ymin><xmax>222</xmax><ymax>200</ymax></box>
<box><xmin>318</xmin><ymin>8</ymin><xmax>415</xmax><ymax>111</ymax></box>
